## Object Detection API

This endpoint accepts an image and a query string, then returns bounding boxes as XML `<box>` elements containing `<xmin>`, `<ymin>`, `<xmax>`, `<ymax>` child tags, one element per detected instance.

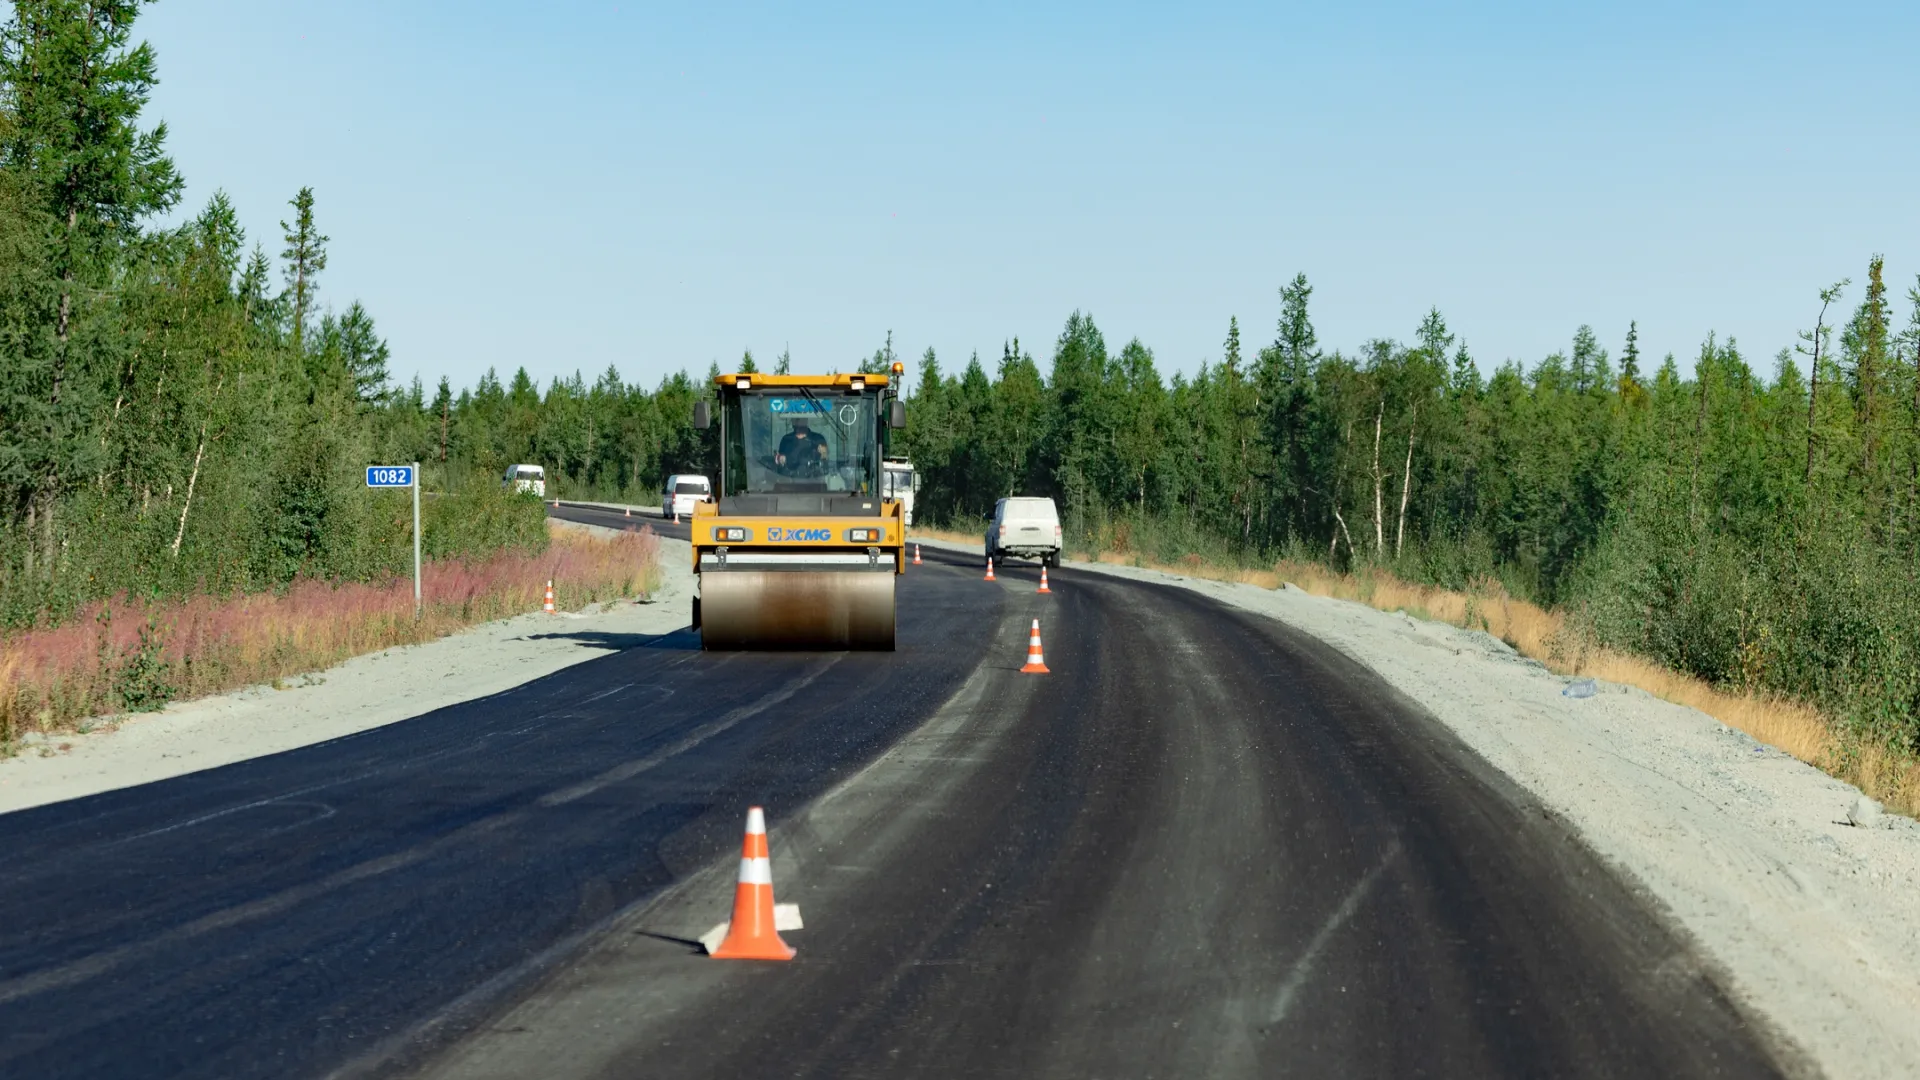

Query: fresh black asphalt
<box><xmin>550</xmin><ymin>502</ymin><xmax>692</xmax><ymax>543</ymax></box>
<box><xmin>0</xmin><ymin>547</ymin><xmax>991</xmax><ymax>1078</ymax></box>
<box><xmin>0</xmin><ymin>539</ymin><xmax>1792</xmax><ymax>1078</ymax></box>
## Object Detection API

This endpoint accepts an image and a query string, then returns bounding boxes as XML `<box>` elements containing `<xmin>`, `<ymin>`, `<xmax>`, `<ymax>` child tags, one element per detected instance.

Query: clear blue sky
<box><xmin>139</xmin><ymin>1</ymin><xmax>1920</xmax><ymax>393</ymax></box>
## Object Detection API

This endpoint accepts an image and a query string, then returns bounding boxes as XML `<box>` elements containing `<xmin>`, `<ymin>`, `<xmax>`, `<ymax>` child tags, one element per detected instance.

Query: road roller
<box><xmin>688</xmin><ymin>365</ymin><xmax>908</xmax><ymax>649</ymax></box>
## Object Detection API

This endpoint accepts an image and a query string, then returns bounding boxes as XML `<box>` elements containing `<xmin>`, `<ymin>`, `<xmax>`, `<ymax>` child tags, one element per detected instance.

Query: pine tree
<box><xmin>1844</xmin><ymin>256</ymin><xmax>1890</xmax><ymax>489</ymax></box>
<box><xmin>338</xmin><ymin>301</ymin><xmax>390</xmax><ymax>403</ymax></box>
<box><xmin>1571</xmin><ymin>325</ymin><xmax>1605</xmax><ymax>394</ymax></box>
<box><xmin>1450</xmin><ymin>341</ymin><xmax>1480</xmax><ymax>395</ymax></box>
<box><xmin>1416</xmin><ymin>308</ymin><xmax>1453</xmax><ymax>367</ymax></box>
<box><xmin>1799</xmin><ymin>280</ymin><xmax>1849</xmax><ymax>487</ymax></box>
<box><xmin>1260</xmin><ymin>273</ymin><xmax>1319</xmax><ymax>540</ymax></box>
<box><xmin>860</xmin><ymin>330</ymin><xmax>897</xmax><ymax>375</ymax></box>
<box><xmin>1</xmin><ymin>0</ymin><xmax>181</xmax><ymax>577</ymax></box>
<box><xmin>434</xmin><ymin>376</ymin><xmax>453</xmax><ymax>461</ymax></box>
<box><xmin>280</xmin><ymin>186</ymin><xmax>327</xmax><ymax>356</ymax></box>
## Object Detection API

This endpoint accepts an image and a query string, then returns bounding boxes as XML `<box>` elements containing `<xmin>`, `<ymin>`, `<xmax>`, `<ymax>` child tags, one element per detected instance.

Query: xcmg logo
<box><xmin>767</xmin><ymin>527</ymin><xmax>832</xmax><ymax>542</ymax></box>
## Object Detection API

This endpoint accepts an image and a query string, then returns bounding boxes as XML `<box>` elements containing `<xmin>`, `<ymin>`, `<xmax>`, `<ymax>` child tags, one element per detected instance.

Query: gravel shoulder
<box><xmin>0</xmin><ymin>525</ymin><xmax>694</xmax><ymax>816</ymax></box>
<box><xmin>924</xmin><ymin>539</ymin><xmax>1920</xmax><ymax>1080</ymax></box>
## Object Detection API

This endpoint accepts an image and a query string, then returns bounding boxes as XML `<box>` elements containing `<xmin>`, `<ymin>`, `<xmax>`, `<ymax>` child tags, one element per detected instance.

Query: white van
<box><xmin>987</xmin><ymin>497</ymin><xmax>1062</xmax><ymax>567</ymax></box>
<box><xmin>663</xmin><ymin>474</ymin><xmax>712</xmax><ymax>518</ymax></box>
<box><xmin>503</xmin><ymin>464</ymin><xmax>546</xmax><ymax>497</ymax></box>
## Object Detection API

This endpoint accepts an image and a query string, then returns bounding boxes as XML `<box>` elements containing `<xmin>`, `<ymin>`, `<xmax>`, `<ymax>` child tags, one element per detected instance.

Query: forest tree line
<box><xmin>0</xmin><ymin>0</ymin><xmax>546</xmax><ymax>631</ymax></box>
<box><xmin>388</xmin><ymin>260</ymin><xmax>1920</xmax><ymax>751</ymax></box>
<box><xmin>4</xmin><ymin>3</ymin><xmax>1916</xmax><ymax>751</ymax></box>
<box><xmin>893</xmin><ymin>266</ymin><xmax>1920</xmax><ymax>752</ymax></box>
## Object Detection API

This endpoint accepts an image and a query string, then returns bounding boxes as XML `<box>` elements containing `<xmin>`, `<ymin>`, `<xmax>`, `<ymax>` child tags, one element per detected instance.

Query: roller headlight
<box><xmin>846</xmin><ymin>527</ymin><xmax>881</xmax><ymax>543</ymax></box>
<box><xmin>713</xmin><ymin>526</ymin><xmax>748</xmax><ymax>542</ymax></box>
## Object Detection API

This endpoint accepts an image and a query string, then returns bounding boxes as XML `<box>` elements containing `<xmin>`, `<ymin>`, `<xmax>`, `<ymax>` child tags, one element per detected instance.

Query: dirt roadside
<box><xmin>923</xmin><ymin>537</ymin><xmax>1920</xmax><ymax>1080</ymax></box>
<box><xmin>0</xmin><ymin>522</ymin><xmax>694</xmax><ymax>816</ymax></box>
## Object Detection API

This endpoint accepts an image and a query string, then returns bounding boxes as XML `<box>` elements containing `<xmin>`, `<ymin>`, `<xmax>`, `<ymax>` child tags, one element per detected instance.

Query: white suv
<box><xmin>987</xmin><ymin>497</ymin><xmax>1062</xmax><ymax>568</ymax></box>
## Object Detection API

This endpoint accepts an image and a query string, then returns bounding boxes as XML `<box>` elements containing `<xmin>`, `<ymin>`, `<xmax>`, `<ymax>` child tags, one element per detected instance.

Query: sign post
<box><xmin>411</xmin><ymin>460</ymin><xmax>421</xmax><ymax>617</ymax></box>
<box><xmin>366</xmin><ymin>464</ymin><xmax>422</xmax><ymax>617</ymax></box>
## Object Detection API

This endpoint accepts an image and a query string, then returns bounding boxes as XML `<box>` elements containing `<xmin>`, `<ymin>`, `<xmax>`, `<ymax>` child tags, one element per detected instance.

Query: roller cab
<box><xmin>690</xmin><ymin>369</ymin><xmax>907</xmax><ymax>650</ymax></box>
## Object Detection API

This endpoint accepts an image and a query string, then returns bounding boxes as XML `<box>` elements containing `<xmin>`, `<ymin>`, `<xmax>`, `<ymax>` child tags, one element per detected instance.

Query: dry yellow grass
<box><xmin>1265</xmin><ymin>559</ymin><xmax>1845</xmax><ymax>762</ymax></box>
<box><xmin>907</xmin><ymin>525</ymin><xmax>986</xmax><ymax>547</ymax></box>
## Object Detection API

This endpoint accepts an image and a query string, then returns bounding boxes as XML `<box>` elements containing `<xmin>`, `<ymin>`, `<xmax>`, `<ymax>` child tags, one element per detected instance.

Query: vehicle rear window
<box><xmin>515</xmin><ymin>468</ymin><xmax>543</xmax><ymax>480</ymax></box>
<box><xmin>1002</xmin><ymin>500</ymin><xmax>1057</xmax><ymax>522</ymax></box>
<box><xmin>673</xmin><ymin>481</ymin><xmax>707</xmax><ymax>494</ymax></box>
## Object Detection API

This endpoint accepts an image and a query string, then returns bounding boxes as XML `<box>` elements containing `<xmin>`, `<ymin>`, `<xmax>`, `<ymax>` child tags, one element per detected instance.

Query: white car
<box><xmin>987</xmin><ymin>497</ymin><xmax>1062</xmax><ymax>567</ymax></box>
<box><xmin>664</xmin><ymin>474</ymin><xmax>712</xmax><ymax>518</ymax></box>
<box><xmin>503</xmin><ymin>464</ymin><xmax>546</xmax><ymax>497</ymax></box>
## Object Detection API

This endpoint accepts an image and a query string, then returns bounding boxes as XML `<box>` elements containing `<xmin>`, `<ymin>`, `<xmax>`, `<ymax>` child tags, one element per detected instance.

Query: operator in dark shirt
<box><xmin>775</xmin><ymin>415</ymin><xmax>829</xmax><ymax>474</ymax></box>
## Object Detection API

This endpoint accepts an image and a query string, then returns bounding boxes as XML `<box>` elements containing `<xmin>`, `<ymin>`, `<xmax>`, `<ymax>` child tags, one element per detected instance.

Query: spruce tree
<box><xmin>1844</xmin><ymin>256</ymin><xmax>1890</xmax><ymax>486</ymax></box>
<box><xmin>1799</xmin><ymin>280</ymin><xmax>1848</xmax><ymax>486</ymax></box>
<box><xmin>280</xmin><ymin>186</ymin><xmax>327</xmax><ymax>356</ymax></box>
<box><xmin>1</xmin><ymin>0</ymin><xmax>180</xmax><ymax>577</ymax></box>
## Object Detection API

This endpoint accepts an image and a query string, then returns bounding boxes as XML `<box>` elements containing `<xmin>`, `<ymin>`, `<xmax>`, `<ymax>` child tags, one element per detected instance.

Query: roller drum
<box><xmin>699</xmin><ymin>570</ymin><xmax>896</xmax><ymax>650</ymax></box>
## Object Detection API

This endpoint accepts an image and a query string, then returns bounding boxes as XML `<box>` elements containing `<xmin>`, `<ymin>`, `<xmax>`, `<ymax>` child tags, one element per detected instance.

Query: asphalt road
<box><xmin>0</xmin><ymin>550</ymin><xmax>990</xmax><ymax>1079</ymax></box>
<box><xmin>0</xmin><ymin>547</ymin><xmax>1791</xmax><ymax>1078</ymax></box>
<box><xmin>550</xmin><ymin>501</ymin><xmax>691</xmax><ymax>543</ymax></box>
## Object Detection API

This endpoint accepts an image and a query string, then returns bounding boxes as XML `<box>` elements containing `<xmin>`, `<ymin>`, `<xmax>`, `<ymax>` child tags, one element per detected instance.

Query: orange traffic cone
<box><xmin>984</xmin><ymin>557</ymin><xmax>996</xmax><ymax>582</ymax></box>
<box><xmin>672</xmin><ymin>505</ymin><xmax>680</xmax><ymax>524</ymax></box>
<box><xmin>706</xmin><ymin>807</ymin><xmax>797</xmax><ymax>961</ymax></box>
<box><xmin>1020</xmin><ymin>619</ymin><xmax>1049</xmax><ymax>673</ymax></box>
<box><xmin>542</xmin><ymin>580</ymin><xmax>556</xmax><ymax>614</ymax></box>
<box><xmin>913</xmin><ymin>544</ymin><xmax>922</xmax><ymax>565</ymax></box>
<box><xmin>624</xmin><ymin>507</ymin><xmax>631</xmax><ymax>517</ymax></box>
<box><xmin>1037</xmin><ymin>565</ymin><xmax>1052</xmax><ymax>594</ymax></box>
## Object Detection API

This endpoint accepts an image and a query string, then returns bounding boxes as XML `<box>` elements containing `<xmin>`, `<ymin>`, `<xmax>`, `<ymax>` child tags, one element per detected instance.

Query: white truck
<box><xmin>882</xmin><ymin>457</ymin><xmax>920</xmax><ymax>526</ymax></box>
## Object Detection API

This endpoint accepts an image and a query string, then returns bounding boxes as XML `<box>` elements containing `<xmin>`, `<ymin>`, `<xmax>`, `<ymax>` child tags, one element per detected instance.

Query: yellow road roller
<box><xmin>689</xmin><ymin>366</ymin><xmax>908</xmax><ymax>649</ymax></box>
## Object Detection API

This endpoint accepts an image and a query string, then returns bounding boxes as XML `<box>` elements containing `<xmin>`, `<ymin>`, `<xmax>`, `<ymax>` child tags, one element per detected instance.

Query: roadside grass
<box><xmin>0</xmin><ymin>523</ymin><xmax>659</xmax><ymax>754</ymax></box>
<box><xmin>916</xmin><ymin>524</ymin><xmax>1915</xmax><ymax>818</ymax></box>
<box><xmin>907</xmin><ymin>525</ymin><xmax>986</xmax><ymax>549</ymax></box>
<box><xmin>1258</xmin><ymin>558</ymin><xmax>1915</xmax><ymax>816</ymax></box>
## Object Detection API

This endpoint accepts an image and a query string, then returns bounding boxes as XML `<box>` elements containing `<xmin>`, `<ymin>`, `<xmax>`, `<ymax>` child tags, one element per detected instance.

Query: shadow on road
<box><xmin>630</xmin><ymin>930</ymin><xmax>707</xmax><ymax>954</ymax></box>
<box><xmin>525</xmin><ymin>629</ymin><xmax>699</xmax><ymax>651</ymax></box>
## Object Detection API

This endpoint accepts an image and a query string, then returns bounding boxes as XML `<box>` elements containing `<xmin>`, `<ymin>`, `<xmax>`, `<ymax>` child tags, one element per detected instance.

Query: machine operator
<box><xmin>775</xmin><ymin>415</ymin><xmax>830</xmax><ymax>474</ymax></box>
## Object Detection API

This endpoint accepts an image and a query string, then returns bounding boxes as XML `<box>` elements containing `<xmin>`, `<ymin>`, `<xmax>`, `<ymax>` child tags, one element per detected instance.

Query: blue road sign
<box><xmin>366</xmin><ymin>465</ymin><xmax>415</xmax><ymax>488</ymax></box>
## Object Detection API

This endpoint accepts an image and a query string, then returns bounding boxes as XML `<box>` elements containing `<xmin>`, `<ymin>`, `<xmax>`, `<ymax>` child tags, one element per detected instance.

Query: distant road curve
<box><xmin>548</xmin><ymin>500</ymin><xmax>691</xmax><ymax>542</ymax></box>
